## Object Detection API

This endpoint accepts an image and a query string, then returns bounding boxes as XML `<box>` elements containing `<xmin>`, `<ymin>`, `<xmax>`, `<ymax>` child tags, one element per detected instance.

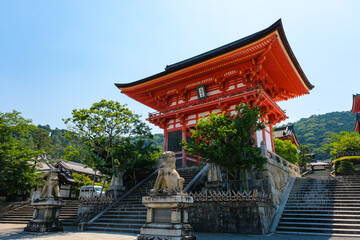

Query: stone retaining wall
<box><xmin>247</xmin><ymin>144</ymin><xmax>300</xmax><ymax>207</ymax></box>
<box><xmin>188</xmin><ymin>201</ymin><xmax>274</xmax><ymax>234</ymax></box>
<box><xmin>76</xmin><ymin>203</ymin><xmax>110</xmax><ymax>224</ymax></box>
<box><xmin>188</xmin><ymin>145</ymin><xmax>300</xmax><ymax>234</ymax></box>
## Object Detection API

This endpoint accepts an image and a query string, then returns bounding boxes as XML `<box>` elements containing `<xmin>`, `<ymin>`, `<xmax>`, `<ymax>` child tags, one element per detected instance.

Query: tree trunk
<box><xmin>99</xmin><ymin>176</ymin><xmax>106</xmax><ymax>197</ymax></box>
<box><xmin>111</xmin><ymin>155</ymin><xmax>117</xmax><ymax>201</ymax></box>
<box><xmin>91</xmin><ymin>170</ymin><xmax>96</xmax><ymax>197</ymax></box>
<box><xmin>133</xmin><ymin>171</ymin><xmax>137</xmax><ymax>186</ymax></box>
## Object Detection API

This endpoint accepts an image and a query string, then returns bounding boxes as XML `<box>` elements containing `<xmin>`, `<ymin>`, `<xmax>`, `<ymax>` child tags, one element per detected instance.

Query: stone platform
<box><xmin>138</xmin><ymin>195</ymin><xmax>196</xmax><ymax>240</ymax></box>
<box><xmin>24</xmin><ymin>198</ymin><xmax>65</xmax><ymax>232</ymax></box>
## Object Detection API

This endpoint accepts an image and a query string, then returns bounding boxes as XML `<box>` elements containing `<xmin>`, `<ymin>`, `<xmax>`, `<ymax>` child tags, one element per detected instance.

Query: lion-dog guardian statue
<box><xmin>138</xmin><ymin>151</ymin><xmax>196</xmax><ymax>239</ymax></box>
<box><xmin>40</xmin><ymin>168</ymin><xmax>61</xmax><ymax>198</ymax></box>
<box><xmin>151</xmin><ymin>151</ymin><xmax>185</xmax><ymax>195</ymax></box>
<box><xmin>24</xmin><ymin>168</ymin><xmax>65</xmax><ymax>232</ymax></box>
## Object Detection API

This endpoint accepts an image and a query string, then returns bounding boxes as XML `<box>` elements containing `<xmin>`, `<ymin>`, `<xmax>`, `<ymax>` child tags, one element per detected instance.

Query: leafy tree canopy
<box><xmin>63</xmin><ymin>99</ymin><xmax>159</xmax><ymax>177</ymax></box>
<box><xmin>298</xmin><ymin>145</ymin><xmax>312</xmax><ymax>170</ymax></box>
<box><xmin>274</xmin><ymin>138</ymin><xmax>299</xmax><ymax>164</ymax></box>
<box><xmin>336</xmin><ymin>160</ymin><xmax>358</xmax><ymax>175</ymax></box>
<box><xmin>183</xmin><ymin>104</ymin><xmax>267</xmax><ymax>172</ymax></box>
<box><xmin>326</xmin><ymin>131</ymin><xmax>360</xmax><ymax>157</ymax></box>
<box><xmin>0</xmin><ymin>111</ymin><xmax>44</xmax><ymax>199</ymax></box>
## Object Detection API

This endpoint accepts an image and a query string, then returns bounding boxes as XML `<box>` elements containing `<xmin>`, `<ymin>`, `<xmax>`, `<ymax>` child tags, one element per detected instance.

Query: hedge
<box><xmin>334</xmin><ymin>156</ymin><xmax>360</xmax><ymax>167</ymax></box>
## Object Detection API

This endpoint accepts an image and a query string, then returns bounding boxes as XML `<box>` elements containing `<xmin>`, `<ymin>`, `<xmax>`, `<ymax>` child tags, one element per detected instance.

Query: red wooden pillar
<box><xmin>181</xmin><ymin>126</ymin><xmax>187</xmax><ymax>167</ymax></box>
<box><xmin>270</xmin><ymin>124</ymin><xmax>275</xmax><ymax>152</ymax></box>
<box><xmin>163</xmin><ymin>128</ymin><xmax>168</xmax><ymax>151</ymax></box>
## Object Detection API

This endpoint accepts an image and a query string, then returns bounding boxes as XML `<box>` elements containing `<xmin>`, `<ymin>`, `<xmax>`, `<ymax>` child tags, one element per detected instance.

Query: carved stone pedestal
<box><xmin>205</xmin><ymin>163</ymin><xmax>224</xmax><ymax>191</ymax></box>
<box><xmin>24</xmin><ymin>198</ymin><xmax>65</xmax><ymax>232</ymax></box>
<box><xmin>137</xmin><ymin>194</ymin><xmax>196</xmax><ymax>240</ymax></box>
<box><xmin>107</xmin><ymin>171</ymin><xmax>126</xmax><ymax>198</ymax></box>
<box><xmin>106</xmin><ymin>185</ymin><xmax>126</xmax><ymax>199</ymax></box>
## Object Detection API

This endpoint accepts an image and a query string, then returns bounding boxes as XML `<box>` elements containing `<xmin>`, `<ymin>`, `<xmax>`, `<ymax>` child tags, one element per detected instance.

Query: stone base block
<box><xmin>106</xmin><ymin>186</ymin><xmax>126</xmax><ymax>198</ymax></box>
<box><xmin>24</xmin><ymin>198</ymin><xmax>65</xmax><ymax>233</ymax></box>
<box><xmin>139</xmin><ymin>223</ymin><xmax>195</xmax><ymax>239</ymax></box>
<box><xmin>24</xmin><ymin>220</ymin><xmax>63</xmax><ymax>232</ymax></box>
<box><xmin>138</xmin><ymin>195</ymin><xmax>196</xmax><ymax>240</ymax></box>
<box><xmin>138</xmin><ymin>234</ymin><xmax>196</xmax><ymax>240</ymax></box>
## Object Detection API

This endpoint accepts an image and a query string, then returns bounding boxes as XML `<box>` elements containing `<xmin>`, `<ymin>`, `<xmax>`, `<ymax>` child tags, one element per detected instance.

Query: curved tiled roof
<box><xmin>115</xmin><ymin>19</ymin><xmax>314</xmax><ymax>91</ymax></box>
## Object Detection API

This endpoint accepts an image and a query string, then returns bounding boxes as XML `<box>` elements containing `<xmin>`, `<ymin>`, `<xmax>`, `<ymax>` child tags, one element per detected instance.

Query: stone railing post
<box><xmin>260</xmin><ymin>141</ymin><xmax>267</xmax><ymax>158</ymax></box>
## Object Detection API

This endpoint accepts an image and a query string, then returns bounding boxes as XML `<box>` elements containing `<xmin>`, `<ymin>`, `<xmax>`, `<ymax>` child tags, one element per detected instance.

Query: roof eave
<box><xmin>115</xmin><ymin>19</ymin><xmax>314</xmax><ymax>91</ymax></box>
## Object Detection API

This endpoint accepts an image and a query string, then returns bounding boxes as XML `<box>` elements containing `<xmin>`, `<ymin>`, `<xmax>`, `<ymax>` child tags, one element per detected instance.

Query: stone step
<box><xmin>89</xmin><ymin>222</ymin><xmax>143</xmax><ymax>229</ymax></box>
<box><xmin>98</xmin><ymin>214</ymin><xmax>146</xmax><ymax>220</ymax></box>
<box><xmin>292</xmin><ymin>186</ymin><xmax>360</xmax><ymax>190</ymax></box>
<box><xmin>280</xmin><ymin>217</ymin><xmax>360</xmax><ymax>224</ymax></box>
<box><xmin>288</xmin><ymin>196</ymin><xmax>360</xmax><ymax>199</ymax></box>
<box><xmin>107</xmin><ymin>208</ymin><xmax>147</xmax><ymax>213</ymax></box>
<box><xmin>96</xmin><ymin>218</ymin><xmax>146</xmax><ymax>224</ymax></box>
<box><xmin>277</xmin><ymin>226</ymin><xmax>360</xmax><ymax>235</ymax></box>
<box><xmin>287</xmin><ymin>199</ymin><xmax>360</xmax><ymax>203</ymax></box>
<box><xmin>282</xmin><ymin>213</ymin><xmax>360</xmax><ymax>219</ymax></box>
<box><xmin>0</xmin><ymin>217</ymin><xmax>31</xmax><ymax>221</ymax></box>
<box><xmin>277</xmin><ymin>230</ymin><xmax>360</xmax><ymax>238</ymax></box>
<box><xmin>278</xmin><ymin>221</ymin><xmax>360</xmax><ymax>230</ymax></box>
<box><xmin>277</xmin><ymin>176</ymin><xmax>360</xmax><ymax>237</ymax></box>
<box><xmin>1</xmin><ymin>214</ymin><xmax>33</xmax><ymax>217</ymax></box>
<box><xmin>84</xmin><ymin>226</ymin><xmax>139</xmax><ymax>234</ymax></box>
<box><xmin>116</xmin><ymin>203</ymin><xmax>144</xmax><ymax>206</ymax></box>
<box><xmin>0</xmin><ymin>220</ymin><xmax>29</xmax><ymax>224</ymax></box>
<box><xmin>291</xmin><ymin>191</ymin><xmax>360</xmax><ymax>194</ymax></box>
<box><xmin>83</xmin><ymin>167</ymin><xmax>201</xmax><ymax>233</ymax></box>
<box><xmin>0</xmin><ymin>215</ymin><xmax>33</xmax><ymax>218</ymax></box>
<box><xmin>103</xmin><ymin>211</ymin><xmax>147</xmax><ymax>217</ymax></box>
<box><xmin>294</xmin><ymin>184</ymin><xmax>360</xmax><ymax>186</ymax></box>
<box><xmin>285</xmin><ymin>203</ymin><xmax>360</xmax><ymax>207</ymax></box>
<box><xmin>283</xmin><ymin>209</ymin><xmax>360</xmax><ymax>215</ymax></box>
<box><xmin>285</xmin><ymin>206</ymin><xmax>360</xmax><ymax>211</ymax></box>
<box><xmin>0</xmin><ymin>200</ymin><xmax>79</xmax><ymax>226</ymax></box>
<box><xmin>291</xmin><ymin>187</ymin><xmax>360</xmax><ymax>191</ymax></box>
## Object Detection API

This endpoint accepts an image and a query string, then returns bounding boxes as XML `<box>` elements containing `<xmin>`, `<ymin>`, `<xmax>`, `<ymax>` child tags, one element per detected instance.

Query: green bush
<box><xmin>334</xmin><ymin>156</ymin><xmax>360</xmax><ymax>175</ymax></box>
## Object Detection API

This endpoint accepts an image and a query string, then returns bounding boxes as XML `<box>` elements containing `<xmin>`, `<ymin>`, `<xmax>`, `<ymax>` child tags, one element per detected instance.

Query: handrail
<box><xmin>184</xmin><ymin>163</ymin><xmax>209</xmax><ymax>192</ymax></box>
<box><xmin>268</xmin><ymin>177</ymin><xmax>295</xmax><ymax>233</ymax></box>
<box><xmin>86</xmin><ymin>169</ymin><xmax>158</xmax><ymax>225</ymax></box>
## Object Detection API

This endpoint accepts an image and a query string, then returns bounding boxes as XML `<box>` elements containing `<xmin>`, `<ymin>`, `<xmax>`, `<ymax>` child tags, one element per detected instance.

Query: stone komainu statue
<box><xmin>40</xmin><ymin>169</ymin><xmax>61</xmax><ymax>199</ymax></box>
<box><xmin>151</xmin><ymin>151</ymin><xmax>185</xmax><ymax>194</ymax></box>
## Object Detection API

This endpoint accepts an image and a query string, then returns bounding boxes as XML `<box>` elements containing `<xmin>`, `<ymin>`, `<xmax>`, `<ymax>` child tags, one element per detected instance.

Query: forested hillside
<box><xmin>290</xmin><ymin>111</ymin><xmax>356</xmax><ymax>160</ymax></box>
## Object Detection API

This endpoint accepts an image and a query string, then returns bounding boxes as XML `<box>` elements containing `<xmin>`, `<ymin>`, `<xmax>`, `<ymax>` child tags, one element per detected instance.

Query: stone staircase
<box><xmin>83</xmin><ymin>167</ymin><xmax>201</xmax><ymax>233</ymax></box>
<box><xmin>0</xmin><ymin>200</ymin><xmax>80</xmax><ymax>226</ymax></box>
<box><xmin>277</xmin><ymin>177</ymin><xmax>360</xmax><ymax>237</ymax></box>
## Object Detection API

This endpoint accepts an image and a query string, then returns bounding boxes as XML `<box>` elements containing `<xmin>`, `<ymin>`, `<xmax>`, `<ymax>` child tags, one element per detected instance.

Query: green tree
<box><xmin>274</xmin><ymin>138</ymin><xmax>299</xmax><ymax>164</ymax></box>
<box><xmin>63</xmin><ymin>100</ymin><xmax>159</xmax><ymax>197</ymax></box>
<box><xmin>0</xmin><ymin>111</ymin><xmax>43</xmax><ymax>199</ymax></box>
<box><xmin>117</xmin><ymin>139</ymin><xmax>160</xmax><ymax>186</ymax></box>
<box><xmin>298</xmin><ymin>145</ymin><xmax>312</xmax><ymax>171</ymax></box>
<box><xmin>183</xmin><ymin>104</ymin><xmax>267</xmax><ymax>172</ymax></box>
<box><xmin>327</xmin><ymin>131</ymin><xmax>360</xmax><ymax>157</ymax></box>
<box><xmin>336</xmin><ymin>160</ymin><xmax>358</xmax><ymax>175</ymax></box>
<box><xmin>29</xmin><ymin>126</ymin><xmax>53</xmax><ymax>154</ymax></box>
<box><xmin>71</xmin><ymin>172</ymin><xmax>93</xmax><ymax>196</ymax></box>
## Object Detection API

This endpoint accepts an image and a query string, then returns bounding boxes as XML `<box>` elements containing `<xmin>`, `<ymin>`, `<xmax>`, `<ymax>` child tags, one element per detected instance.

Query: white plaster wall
<box><xmin>256</xmin><ymin>130</ymin><xmax>263</xmax><ymax>147</ymax></box>
<box><xmin>265</xmin><ymin>131</ymin><xmax>272</xmax><ymax>151</ymax></box>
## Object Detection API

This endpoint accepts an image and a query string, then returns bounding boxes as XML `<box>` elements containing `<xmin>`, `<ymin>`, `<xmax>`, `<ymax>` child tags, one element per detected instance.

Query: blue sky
<box><xmin>0</xmin><ymin>1</ymin><xmax>359</xmax><ymax>133</ymax></box>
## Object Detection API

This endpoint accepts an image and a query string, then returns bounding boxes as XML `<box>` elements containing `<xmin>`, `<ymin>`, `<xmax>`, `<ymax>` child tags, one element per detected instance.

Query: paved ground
<box><xmin>0</xmin><ymin>224</ymin><xmax>359</xmax><ymax>240</ymax></box>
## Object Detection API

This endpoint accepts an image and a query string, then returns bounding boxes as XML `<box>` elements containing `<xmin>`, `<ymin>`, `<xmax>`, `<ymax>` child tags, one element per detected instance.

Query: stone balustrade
<box><xmin>189</xmin><ymin>189</ymin><xmax>271</xmax><ymax>202</ymax></box>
